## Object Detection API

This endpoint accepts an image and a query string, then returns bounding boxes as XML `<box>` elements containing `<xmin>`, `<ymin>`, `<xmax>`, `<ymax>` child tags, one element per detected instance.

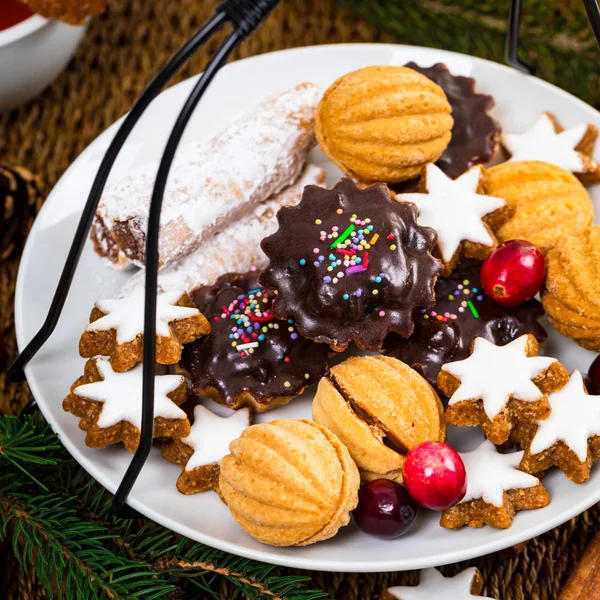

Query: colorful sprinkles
<box><xmin>223</xmin><ymin>288</ymin><xmax>301</xmax><ymax>358</ymax></box>
<box><xmin>421</xmin><ymin>279</ymin><xmax>483</xmax><ymax>322</ymax></box>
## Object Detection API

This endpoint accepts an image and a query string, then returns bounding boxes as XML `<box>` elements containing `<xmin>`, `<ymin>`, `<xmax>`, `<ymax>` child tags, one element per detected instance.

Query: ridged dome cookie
<box><xmin>312</xmin><ymin>355</ymin><xmax>445</xmax><ymax>483</ymax></box>
<box><xmin>218</xmin><ymin>419</ymin><xmax>359</xmax><ymax>547</ymax></box>
<box><xmin>484</xmin><ymin>161</ymin><xmax>593</xmax><ymax>254</ymax></box>
<box><xmin>316</xmin><ymin>66</ymin><xmax>453</xmax><ymax>184</ymax></box>
<box><xmin>541</xmin><ymin>227</ymin><xmax>600</xmax><ymax>351</ymax></box>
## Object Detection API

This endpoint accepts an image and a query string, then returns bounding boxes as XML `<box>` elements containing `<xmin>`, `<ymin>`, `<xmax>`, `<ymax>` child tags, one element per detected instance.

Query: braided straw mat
<box><xmin>0</xmin><ymin>1</ymin><xmax>597</xmax><ymax>598</ymax></box>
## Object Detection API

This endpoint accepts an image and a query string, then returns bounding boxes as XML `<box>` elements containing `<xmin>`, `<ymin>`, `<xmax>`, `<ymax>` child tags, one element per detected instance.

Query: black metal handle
<box><xmin>505</xmin><ymin>0</ymin><xmax>534</xmax><ymax>74</ymax></box>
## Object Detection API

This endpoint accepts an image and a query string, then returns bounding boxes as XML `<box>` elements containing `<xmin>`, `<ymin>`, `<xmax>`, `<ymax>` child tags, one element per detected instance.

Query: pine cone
<box><xmin>0</xmin><ymin>166</ymin><xmax>45</xmax><ymax>260</ymax></box>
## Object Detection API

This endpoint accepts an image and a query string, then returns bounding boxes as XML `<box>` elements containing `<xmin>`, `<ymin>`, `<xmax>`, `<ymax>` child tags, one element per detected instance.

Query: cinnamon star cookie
<box><xmin>180</xmin><ymin>270</ymin><xmax>329</xmax><ymax>412</ymax></box>
<box><xmin>383</xmin><ymin>258</ymin><xmax>547</xmax><ymax>390</ymax></box>
<box><xmin>260</xmin><ymin>178</ymin><xmax>442</xmax><ymax>351</ymax></box>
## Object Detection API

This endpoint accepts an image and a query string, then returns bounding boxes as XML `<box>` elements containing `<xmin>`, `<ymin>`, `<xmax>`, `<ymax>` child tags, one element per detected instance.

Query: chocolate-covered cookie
<box><xmin>260</xmin><ymin>178</ymin><xmax>442</xmax><ymax>351</ymax></box>
<box><xmin>384</xmin><ymin>258</ymin><xmax>547</xmax><ymax>390</ymax></box>
<box><xmin>181</xmin><ymin>270</ymin><xmax>329</xmax><ymax>412</ymax></box>
<box><xmin>394</xmin><ymin>62</ymin><xmax>501</xmax><ymax>193</ymax></box>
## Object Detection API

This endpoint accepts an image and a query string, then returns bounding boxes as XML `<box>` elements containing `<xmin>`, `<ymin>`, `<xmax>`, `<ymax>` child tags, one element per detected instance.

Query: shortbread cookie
<box><xmin>384</xmin><ymin>258</ymin><xmax>547</xmax><ymax>390</ymax></box>
<box><xmin>313</xmin><ymin>355</ymin><xmax>445</xmax><ymax>483</ymax></box>
<box><xmin>79</xmin><ymin>286</ymin><xmax>211</xmax><ymax>372</ymax></box>
<box><xmin>439</xmin><ymin>335</ymin><xmax>568</xmax><ymax>445</ymax></box>
<box><xmin>219</xmin><ymin>419</ymin><xmax>360</xmax><ymax>547</ymax></box>
<box><xmin>260</xmin><ymin>178</ymin><xmax>442</xmax><ymax>351</ymax></box>
<box><xmin>395</xmin><ymin>164</ymin><xmax>509</xmax><ymax>276</ymax></box>
<box><xmin>180</xmin><ymin>270</ymin><xmax>329</xmax><ymax>412</ymax></box>
<box><xmin>119</xmin><ymin>165</ymin><xmax>326</xmax><ymax>295</ymax></box>
<box><xmin>502</xmin><ymin>112</ymin><xmax>600</xmax><ymax>185</ymax></box>
<box><xmin>93</xmin><ymin>83</ymin><xmax>319</xmax><ymax>270</ymax></box>
<box><xmin>316</xmin><ymin>66</ymin><xmax>453</xmax><ymax>184</ymax></box>
<box><xmin>62</xmin><ymin>357</ymin><xmax>189</xmax><ymax>453</ymax></box>
<box><xmin>541</xmin><ymin>227</ymin><xmax>600</xmax><ymax>352</ymax></box>
<box><xmin>440</xmin><ymin>440</ymin><xmax>549</xmax><ymax>529</ymax></box>
<box><xmin>162</xmin><ymin>405</ymin><xmax>251</xmax><ymax>494</ymax></box>
<box><xmin>484</xmin><ymin>161</ymin><xmax>593</xmax><ymax>254</ymax></box>
<box><xmin>382</xmin><ymin>567</ymin><xmax>490</xmax><ymax>600</ymax></box>
<box><xmin>519</xmin><ymin>371</ymin><xmax>600</xmax><ymax>483</ymax></box>
<box><xmin>393</xmin><ymin>62</ymin><xmax>501</xmax><ymax>194</ymax></box>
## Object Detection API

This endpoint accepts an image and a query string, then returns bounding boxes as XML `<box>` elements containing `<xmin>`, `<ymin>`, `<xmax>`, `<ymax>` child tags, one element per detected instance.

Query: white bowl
<box><xmin>0</xmin><ymin>14</ymin><xmax>86</xmax><ymax>111</ymax></box>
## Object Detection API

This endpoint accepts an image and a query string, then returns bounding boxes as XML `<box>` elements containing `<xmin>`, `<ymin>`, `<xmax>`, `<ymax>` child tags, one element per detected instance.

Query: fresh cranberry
<box><xmin>402</xmin><ymin>441</ymin><xmax>467</xmax><ymax>511</ymax></box>
<box><xmin>589</xmin><ymin>356</ymin><xmax>600</xmax><ymax>395</ymax></box>
<box><xmin>480</xmin><ymin>240</ymin><xmax>546</xmax><ymax>307</ymax></box>
<box><xmin>353</xmin><ymin>479</ymin><xmax>418</xmax><ymax>539</ymax></box>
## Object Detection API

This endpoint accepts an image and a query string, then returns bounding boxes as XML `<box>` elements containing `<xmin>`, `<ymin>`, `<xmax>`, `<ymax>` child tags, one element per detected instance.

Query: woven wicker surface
<box><xmin>0</xmin><ymin>0</ymin><xmax>597</xmax><ymax>598</ymax></box>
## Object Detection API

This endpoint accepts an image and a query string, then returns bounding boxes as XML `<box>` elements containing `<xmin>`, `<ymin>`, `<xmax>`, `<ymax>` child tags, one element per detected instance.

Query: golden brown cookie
<box><xmin>312</xmin><ymin>355</ymin><xmax>445</xmax><ymax>483</ymax></box>
<box><xmin>502</xmin><ymin>112</ymin><xmax>600</xmax><ymax>185</ymax></box>
<box><xmin>79</xmin><ymin>286</ymin><xmax>211</xmax><ymax>372</ymax></box>
<box><xmin>541</xmin><ymin>226</ymin><xmax>600</xmax><ymax>352</ymax></box>
<box><xmin>162</xmin><ymin>405</ymin><xmax>251</xmax><ymax>495</ymax></box>
<box><xmin>316</xmin><ymin>66</ymin><xmax>453</xmax><ymax>184</ymax></box>
<box><xmin>440</xmin><ymin>440</ymin><xmax>550</xmax><ymax>529</ymax></box>
<box><xmin>19</xmin><ymin>0</ymin><xmax>106</xmax><ymax>24</ymax></box>
<box><xmin>62</xmin><ymin>357</ymin><xmax>189</xmax><ymax>453</ymax></box>
<box><xmin>439</xmin><ymin>335</ymin><xmax>569</xmax><ymax>445</ymax></box>
<box><xmin>483</xmin><ymin>161</ymin><xmax>594</xmax><ymax>255</ymax></box>
<box><xmin>519</xmin><ymin>371</ymin><xmax>600</xmax><ymax>484</ymax></box>
<box><xmin>394</xmin><ymin>164</ymin><xmax>511</xmax><ymax>276</ymax></box>
<box><xmin>218</xmin><ymin>419</ymin><xmax>360</xmax><ymax>547</ymax></box>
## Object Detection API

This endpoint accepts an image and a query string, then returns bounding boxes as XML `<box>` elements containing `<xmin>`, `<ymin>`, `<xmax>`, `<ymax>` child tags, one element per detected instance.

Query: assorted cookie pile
<box><xmin>62</xmin><ymin>62</ymin><xmax>600</xmax><ymax>548</ymax></box>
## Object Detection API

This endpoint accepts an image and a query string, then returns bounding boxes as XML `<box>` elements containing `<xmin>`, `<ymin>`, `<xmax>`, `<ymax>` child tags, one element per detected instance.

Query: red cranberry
<box><xmin>402</xmin><ymin>441</ymin><xmax>467</xmax><ymax>511</ymax></box>
<box><xmin>480</xmin><ymin>240</ymin><xmax>545</xmax><ymax>307</ymax></box>
<box><xmin>353</xmin><ymin>479</ymin><xmax>418</xmax><ymax>539</ymax></box>
<box><xmin>589</xmin><ymin>356</ymin><xmax>600</xmax><ymax>395</ymax></box>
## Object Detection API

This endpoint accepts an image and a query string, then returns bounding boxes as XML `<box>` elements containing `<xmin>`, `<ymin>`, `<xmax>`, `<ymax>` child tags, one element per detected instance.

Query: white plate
<box><xmin>15</xmin><ymin>43</ymin><xmax>600</xmax><ymax>573</ymax></box>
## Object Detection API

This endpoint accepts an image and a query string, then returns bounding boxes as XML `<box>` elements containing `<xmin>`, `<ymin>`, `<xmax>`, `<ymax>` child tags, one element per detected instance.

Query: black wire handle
<box><xmin>8</xmin><ymin>0</ymin><xmax>281</xmax><ymax>517</ymax></box>
<box><xmin>506</xmin><ymin>0</ymin><xmax>600</xmax><ymax>72</ymax></box>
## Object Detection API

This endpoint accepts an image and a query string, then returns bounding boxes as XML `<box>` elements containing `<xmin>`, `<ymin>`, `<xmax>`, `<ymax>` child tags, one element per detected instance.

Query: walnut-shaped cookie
<box><xmin>502</xmin><ymin>112</ymin><xmax>600</xmax><ymax>185</ymax></box>
<box><xmin>313</xmin><ymin>355</ymin><xmax>445</xmax><ymax>483</ymax></box>
<box><xmin>440</xmin><ymin>440</ymin><xmax>549</xmax><ymax>529</ymax></box>
<box><xmin>519</xmin><ymin>371</ymin><xmax>600</xmax><ymax>484</ymax></box>
<box><xmin>219</xmin><ymin>419</ymin><xmax>360</xmax><ymax>547</ymax></box>
<box><xmin>62</xmin><ymin>357</ymin><xmax>189</xmax><ymax>453</ymax></box>
<box><xmin>395</xmin><ymin>164</ymin><xmax>510</xmax><ymax>276</ymax></box>
<box><xmin>438</xmin><ymin>335</ymin><xmax>568</xmax><ymax>445</ymax></box>
<box><xmin>382</xmin><ymin>567</ymin><xmax>491</xmax><ymax>600</ymax></box>
<box><xmin>316</xmin><ymin>66</ymin><xmax>453</xmax><ymax>184</ymax></box>
<box><xmin>162</xmin><ymin>404</ymin><xmax>251</xmax><ymax>494</ymax></box>
<box><xmin>79</xmin><ymin>285</ymin><xmax>211</xmax><ymax>372</ymax></box>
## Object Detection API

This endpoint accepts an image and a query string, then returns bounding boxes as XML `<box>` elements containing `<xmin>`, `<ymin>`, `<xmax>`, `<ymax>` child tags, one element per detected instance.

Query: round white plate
<box><xmin>15</xmin><ymin>43</ymin><xmax>600</xmax><ymax>573</ymax></box>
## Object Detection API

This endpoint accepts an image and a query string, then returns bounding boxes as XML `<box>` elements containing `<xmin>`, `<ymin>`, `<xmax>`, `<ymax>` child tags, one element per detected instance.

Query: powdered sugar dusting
<box><xmin>119</xmin><ymin>164</ymin><xmax>325</xmax><ymax>296</ymax></box>
<box><xmin>96</xmin><ymin>83</ymin><xmax>320</xmax><ymax>268</ymax></box>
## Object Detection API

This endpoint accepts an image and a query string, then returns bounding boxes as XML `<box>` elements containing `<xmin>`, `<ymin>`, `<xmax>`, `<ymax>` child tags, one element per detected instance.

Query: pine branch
<box><xmin>0</xmin><ymin>491</ymin><xmax>178</xmax><ymax>600</ymax></box>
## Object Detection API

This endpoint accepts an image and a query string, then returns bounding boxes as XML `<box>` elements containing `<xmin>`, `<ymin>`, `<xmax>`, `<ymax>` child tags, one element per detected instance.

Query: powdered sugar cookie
<box><xmin>62</xmin><ymin>357</ymin><xmax>189</xmax><ymax>453</ymax></box>
<box><xmin>439</xmin><ymin>335</ymin><xmax>568</xmax><ymax>445</ymax></box>
<box><xmin>162</xmin><ymin>405</ymin><xmax>251</xmax><ymax>494</ymax></box>
<box><xmin>381</xmin><ymin>567</ymin><xmax>491</xmax><ymax>600</ymax></box>
<box><xmin>519</xmin><ymin>371</ymin><xmax>600</xmax><ymax>483</ymax></box>
<box><xmin>79</xmin><ymin>285</ymin><xmax>211</xmax><ymax>372</ymax></box>
<box><xmin>502</xmin><ymin>112</ymin><xmax>600</xmax><ymax>185</ymax></box>
<box><xmin>440</xmin><ymin>440</ymin><xmax>549</xmax><ymax>529</ymax></box>
<box><xmin>395</xmin><ymin>164</ymin><xmax>509</xmax><ymax>276</ymax></box>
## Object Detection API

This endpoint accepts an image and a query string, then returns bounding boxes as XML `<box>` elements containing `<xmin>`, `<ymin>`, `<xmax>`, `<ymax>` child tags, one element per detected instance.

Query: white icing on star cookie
<box><xmin>458</xmin><ymin>440</ymin><xmax>539</xmax><ymax>507</ymax></box>
<box><xmin>503</xmin><ymin>113</ymin><xmax>587</xmax><ymax>172</ymax></box>
<box><xmin>386</xmin><ymin>567</ymin><xmax>491</xmax><ymax>599</ymax></box>
<box><xmin>88</xmin><ymin>284</ymin><xmax>199</xmax><ymax>343</ymax></box>
<box><xmin>73</xmin><ymin>357</ymin><xmax>186</xmax><ymax>429</ymax></box>
<box><xmin>182</xmin><ymin>405</ymin><xmax>250</xmax><ymax>471</ymax></box>
<box><xmin>395</xmin><ymin>164</ymin><xmax>505</xmax><ymax>263</ymax></box>
<box><xmin>529</xmin><ymin>370</ymin><xmax>600</xmax><ymax>462</ymax></box>
<box><xmin>442</xmin><ymin>335</ymin><xmax>557</xmax><ymax>420</ymax></box>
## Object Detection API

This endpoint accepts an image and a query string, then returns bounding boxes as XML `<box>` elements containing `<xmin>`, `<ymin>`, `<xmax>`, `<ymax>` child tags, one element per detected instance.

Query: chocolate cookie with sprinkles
<box><xmin>179</xmin><ymin>270</ymin><xmax>330</xmax><ymax>412</ymax></box>
<box><xmin>384</xmin><ymin>258</ymin><xmax>547</xmax><ymax>391</ymax></box>
<box><xmin>260</xmin><ymin>178</ymin><xmax>443</xmax><ymax>351</ymax></box>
